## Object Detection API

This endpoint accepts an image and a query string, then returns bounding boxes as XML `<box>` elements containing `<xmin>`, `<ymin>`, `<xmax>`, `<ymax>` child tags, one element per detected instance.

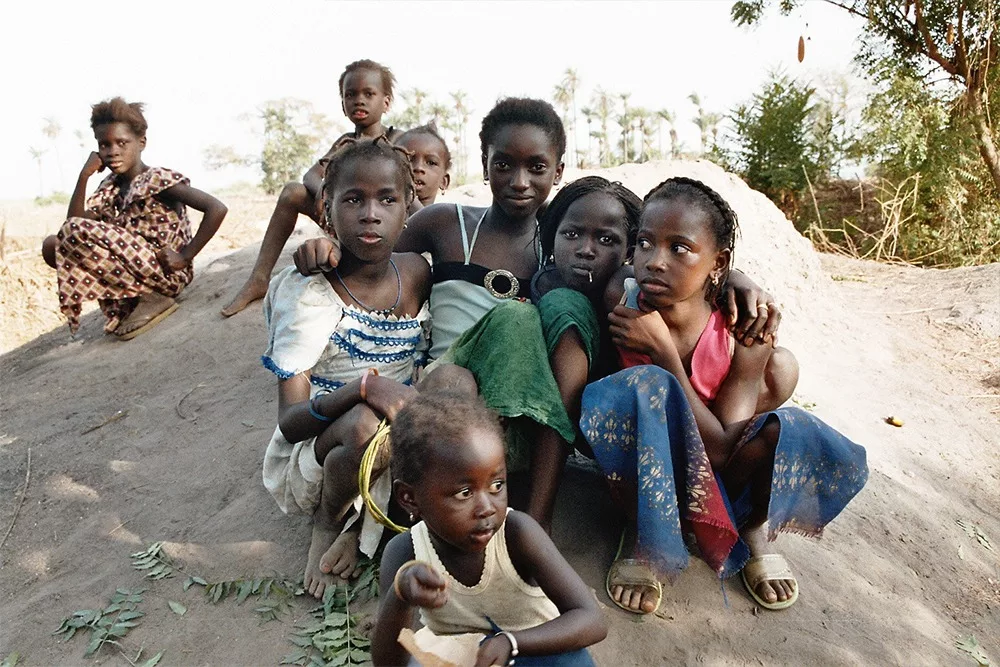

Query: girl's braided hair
<box><xmin>643</xmin><ymin>177</ymin><xmax>739</xmax><ymax>301</ymax></box>
<box><xmin>539</xmin><ymin>176</ymin><xmax>642</xmax><ymax>263</ymax></box>
<box><xmin>320</xmin><ymin>136</ymin><xmax>415</xmax><ymax>233</ymax></box>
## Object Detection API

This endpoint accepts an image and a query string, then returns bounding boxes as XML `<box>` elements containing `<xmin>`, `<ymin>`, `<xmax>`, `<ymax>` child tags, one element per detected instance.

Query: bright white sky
<box><xmin>1</xmin><ymin>0</ymin><xmax>866</xmax><ymax>201</ymax></box>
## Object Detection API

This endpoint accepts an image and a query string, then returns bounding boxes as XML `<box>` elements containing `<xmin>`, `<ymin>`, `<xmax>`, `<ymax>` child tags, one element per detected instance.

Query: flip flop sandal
<box><xmin>115</xmin><ymin>302</ymin><xmax>179</xmax><ymax>341</ymax></box>
<box><xmin>606</xmin><ymin>558</ymin><xmax>663</xmax><ymax>615</ymax></box>
<box><xmin>741</xmin><ymin>553</ymin><xmax>799</xmax><ymax>610</ymax></box>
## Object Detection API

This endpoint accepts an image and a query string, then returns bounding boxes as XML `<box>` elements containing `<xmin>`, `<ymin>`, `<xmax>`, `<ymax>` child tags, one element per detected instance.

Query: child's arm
<box><xmin>155</xmin><ymin>184</ymin><xmax>228</xmax><ymax>271</ymax></box>
<box><xmin>372</xmin><ymin>534</ymin><xmax>448</xmax><ymax>666</ymax></box>
<box><xmin>721</xmin><ymin>269</ymin><xmax>780</xmax><ymax>347</ymax></box>
<box><xmin>303</xmin><ymin>134</ymin><xmax>351</xmax><ymax>201</ymax></box>
<box><xmin>276</xmin><ymin>373</ymin><xmax>416</xmax><ymax>444</ymax></box>
<box><xmin>66</xmin><ymin>152</ymin><xmax>104</xmax><ymax>219</ymax></box>
<box><xmin>480</xmin><ymin>511</ymin><xmax>606</xmax><ymax>665</ymax></box>
<box><xmin>609</xmin><ymin>305</ymin><xmax>770</xmax><ymax>467</ymax></box>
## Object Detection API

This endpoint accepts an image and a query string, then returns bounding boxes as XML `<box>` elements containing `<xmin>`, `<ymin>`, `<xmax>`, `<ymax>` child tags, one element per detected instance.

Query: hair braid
<box><xmin>643</xmin><ymin>176</ymin><xmax>740</xmax><ymax>301</ymax></box>
<box><xmin>320</xmin><ymin>136</ymin><xmax>415</xmax><ymax>233</ymax></box>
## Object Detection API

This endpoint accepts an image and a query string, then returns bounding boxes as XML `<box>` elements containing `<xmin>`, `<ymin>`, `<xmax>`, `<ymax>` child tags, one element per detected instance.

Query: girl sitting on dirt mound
<box><xmin>41</xmin><ymin>97</ymin><xmax>228</xmax><ymax>340</ymax></box>
<box><xmin>437</xmin><ymin>175</ymin><xmax>781</xmax><ymax>532</ymax></box>
<box><xmin>372</xmin><ymin>391</ymin><xmax>607</xmax><ymax>667</ymax></box>
<box><xmin>582</xmin><ymin>177</ymin><xmax>869</xmax><ymax>615</ymax></box>
<box><xmin>260</xmin><ymin>138</ymin><xmax>431</xmax><ymax>600</ymax></box>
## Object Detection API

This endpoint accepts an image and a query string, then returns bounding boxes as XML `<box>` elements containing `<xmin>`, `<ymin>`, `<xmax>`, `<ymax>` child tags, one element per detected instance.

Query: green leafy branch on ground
<box><xmin>131</xmin><ymin>542</ymin><xmax>178</xmax><ymax>580</ymax></box>
<box><xmin>52</xmin><ymin>587</ymin><xmax>164</xmax><ymax>665</ymax></box>
<box><xmin>54</xmin><ymin>542</ymin><xmax>381</xmax><ymax>666</ymax></box>
<box><xmin>282</xmin><ymin>557</ymin><xmax>380</xmax><ymax>667</ymax></box>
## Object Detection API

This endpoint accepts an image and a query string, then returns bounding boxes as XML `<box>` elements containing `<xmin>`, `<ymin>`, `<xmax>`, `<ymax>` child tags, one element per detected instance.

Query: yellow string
<box><xmin>358</xmin><ymin>419</ymin><xmax>407</xmax><ymax>533</ymax></box>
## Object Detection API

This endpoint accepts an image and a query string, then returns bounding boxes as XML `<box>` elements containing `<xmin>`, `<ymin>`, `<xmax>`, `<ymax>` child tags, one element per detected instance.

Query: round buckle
<box><xmin>483</xmin><ymin>269</ymin><xmax>519</xmax><ymax>299</ymax></box>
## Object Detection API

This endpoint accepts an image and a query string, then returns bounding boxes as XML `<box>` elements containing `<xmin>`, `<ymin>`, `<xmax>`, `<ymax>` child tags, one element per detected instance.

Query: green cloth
<box><xmin>538</xmin><ymin>288</ymin><xmax>600</xmax><ymax>369</ymax></box>
<box><xmin>440</xmin><ymin>289</ymin><xmax>600</xmax><ymax>470</ymax></box>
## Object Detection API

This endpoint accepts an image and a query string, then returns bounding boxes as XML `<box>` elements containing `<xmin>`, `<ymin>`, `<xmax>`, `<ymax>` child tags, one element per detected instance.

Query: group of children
<box><xmin>43</xmin><ymin>58</ymin><xmax>868</xmax><ymax>665</ymax></box>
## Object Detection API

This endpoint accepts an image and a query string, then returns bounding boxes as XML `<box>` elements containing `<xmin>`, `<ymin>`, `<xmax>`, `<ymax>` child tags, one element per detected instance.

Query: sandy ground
<box><xmin>1</xmin><ymin>162</ymin><xmax>998</xmax><ymax>666</ymax></box>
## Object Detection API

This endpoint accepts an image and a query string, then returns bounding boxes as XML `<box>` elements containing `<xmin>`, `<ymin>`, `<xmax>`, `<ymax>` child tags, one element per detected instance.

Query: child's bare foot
<box><xmin>320</xmin><ymin>529</ymin><xmax>360</xmax><ymax>580</ymax></box>
<box><xmin>304</xmin><ymin>522</ymin><xmax>361</xmax><ymax>599</ymax></box>
<box><xmin>740</xmin><ymin>522</ymin><xmax>798</xmax><ymax>608</ymax></box>
<box><xmin>114</xmin><ymin>293</ymin><xmax>178</xmax><ymax>340</ymax></box>
<box><xmin>221</xmin><ymin>276</ymin><xmax>269</xmax><ymax>317</ymax></box>
<box><xmin>304</xmin><ymin>523</ymin><xmax>338</xmax><ymax>599</ymax></box>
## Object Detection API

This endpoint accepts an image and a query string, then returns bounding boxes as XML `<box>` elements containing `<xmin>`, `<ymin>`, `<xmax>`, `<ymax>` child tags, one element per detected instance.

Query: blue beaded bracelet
<box><xmin>309</xmin><ymin>395</ymin><xmax>333</xmax><ymax>422</ymax></box>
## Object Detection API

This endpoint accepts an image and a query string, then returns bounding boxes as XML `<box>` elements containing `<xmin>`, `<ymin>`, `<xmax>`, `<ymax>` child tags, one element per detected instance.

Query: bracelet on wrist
<box><xmin>359</xmin><ymin>368</ymin><xmax>378</xmax><ymax>402</ymax></box>
<box><xmin>308</xmin><ymin>394</ymin><xmax>333</xmax><ymax>422</ymax></box>
<box><xmin>494</xmin><ymin>630</ymin><xmax>518</xmax><ymax>666</ymax></box>
<box><xmin>392</xmin><ymin>559</ymin><xmax>424</xmax><ymax>602</ymax></box>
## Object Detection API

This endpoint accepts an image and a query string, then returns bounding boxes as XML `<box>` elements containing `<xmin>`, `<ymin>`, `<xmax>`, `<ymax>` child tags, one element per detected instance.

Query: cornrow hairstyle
<box><xmin>338</xmin><ymin>59</ymin><xmax>396</xmax><ymax>100</ymax></box>
<box><xmin>479</xmin><ymin>97</ymin><xmax>566</xmax><ymax>167</ymax></box>
<box><xmin>643</xmin><ymin>177</ymin><xmax>739</xmax><ymax>302</ymax></box>
<box><xmin>90</xmin><ymin>97</ymin><xmax>148</xmax><ymax>136</ymax></box>
<box><xmin>539</xmin><ymin>176</ymin><xmax>642</xmax><ymax>263</ymax></box>
<box><xmin>397</xmin><ymin>123</ymin><xmax>452</xmax><ymax>170</ymax></box>
<box><xmin>320</xmin><ymin>136</ymin><xmax>415</xmax><ymax>233</ymax></box>
<box><xmin>390</xmin><ymin>391</ymin><xmax>504</xmax><ymax>486</ymax></box>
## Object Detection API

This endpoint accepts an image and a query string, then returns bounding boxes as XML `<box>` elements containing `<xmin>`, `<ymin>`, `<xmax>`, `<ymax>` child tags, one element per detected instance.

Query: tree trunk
<box><xmin>969</xmin><ymin>89</ymin><xmax>1000</xmax><ymax>196</ymax></box>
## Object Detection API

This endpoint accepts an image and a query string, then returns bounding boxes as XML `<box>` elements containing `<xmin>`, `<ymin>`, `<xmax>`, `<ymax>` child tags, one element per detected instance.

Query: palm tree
<box><xmin>655</xmin><ymin>109</ymin><xmax>675</xmax><ymax>159</ymax></box>
<box><xmin>689</xmin><ymin>93</ymin><xmax>711</xmax><ymax>156</ymax></box>
<box><xmin>592</xmin><ymin>89</ymin><xmax>614</xmax><ymax>167</ymax></box>
<box><xmin>618</xmin><ymin>93</ymin><xmax>632</xmax><ymax>163</ymax></box>
<box><xmin>449</xmin><ymin>90</ymin><xmax>470</xmax><ymax>183</ymax></box>
<box><xmin>427</xmin><ymin>102</ymin><xmax>450</xmax><ymax>129</ymax></box>
<box><xmin>580</xmin><ymin>106</ymin><xmax>594</xmax><ymax>167</ymax></box>
<box><xmin>704</xmin><ymin>111</ymin><xmax>723</xmax><ymax>154</ymax></box>
<box><xmin>552</xmin><ymin>82</ymin><xmax>572</xmax><ymax>164</ymax></box>
<box><xmin>29</xmin><ymin>146</ymin><xmax>46</xmax><ymax>198</ymax></box>
<box><xmin>561</xmin><ymin>68</ymin><xmax>580</xmax><ymax>167</ymax></box>
<box><xmin>42</xmin><ymin>117</ymin><xmax>63</xmax><ymax>190</ymax></box>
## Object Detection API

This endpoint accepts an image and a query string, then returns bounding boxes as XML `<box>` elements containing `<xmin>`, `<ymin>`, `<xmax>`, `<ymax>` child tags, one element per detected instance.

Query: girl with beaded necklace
<box><xmin>260</xmin><ymin>139</ymin><xmax>431</xmax><ymax>600</ymax></box>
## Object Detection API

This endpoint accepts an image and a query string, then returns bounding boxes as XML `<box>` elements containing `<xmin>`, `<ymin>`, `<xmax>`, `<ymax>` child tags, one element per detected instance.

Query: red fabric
<box><xmin>616</xmin><ymin>304</ymin><xmax>739</xmax><ymax>574</ymax></box>
<box><xmin>689</xmin><ymin>310</ymin><xmax>733</xmax><ymax>404</ymax></box>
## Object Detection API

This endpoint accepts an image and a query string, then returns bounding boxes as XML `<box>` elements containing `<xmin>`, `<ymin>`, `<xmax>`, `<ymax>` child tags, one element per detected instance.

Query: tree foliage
<box><xmin>725</xmin><ymin>72</ymin><xmax>822</xmax><ymax>215</ymax></box>
<box><xmin>733</xmin><ymin>0</ymin><xmax>1000</xmax><ymax>265</ymax></box>
<box><xmin>203</xmin><ymin>98</ymin><xmax>332</xmax><ymax>195</ymax></box>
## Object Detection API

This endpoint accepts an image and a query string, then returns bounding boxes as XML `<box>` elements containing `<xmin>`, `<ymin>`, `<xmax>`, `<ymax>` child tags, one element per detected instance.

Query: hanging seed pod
<box><xmin>798</xmin><ymin>35</ymin><xmax>806</xmax><ymax>62</ymax></box>
<box><xmin>946</xmin><ymin>23</ymin><xmax>955</xmax><ymax>45</ymax></box>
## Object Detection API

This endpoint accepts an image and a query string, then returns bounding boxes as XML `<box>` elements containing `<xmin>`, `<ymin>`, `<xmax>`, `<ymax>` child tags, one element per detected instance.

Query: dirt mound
<box><xmin>1</xmin><ymin>162</ymin><xmax>998</xmax><ymax>666</ymax></box>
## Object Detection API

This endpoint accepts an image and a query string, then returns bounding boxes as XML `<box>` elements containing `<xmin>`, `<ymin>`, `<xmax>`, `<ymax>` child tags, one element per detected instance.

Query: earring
<box><xmin>408</xmin><ymin>513</ymin><xmax>416</xmax><ymax>522</ymax></box>
<box><xmin>711</xmin><ymin>274</ymin><xmax>720</xmax><ymax>287</ymax></box>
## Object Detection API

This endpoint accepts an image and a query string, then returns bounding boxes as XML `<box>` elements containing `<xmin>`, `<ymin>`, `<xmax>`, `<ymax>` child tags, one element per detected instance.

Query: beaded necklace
<box><xmin>334</xmin><ymin>258</ymin><xmax>402</xmax><ymax>317</ymax></box>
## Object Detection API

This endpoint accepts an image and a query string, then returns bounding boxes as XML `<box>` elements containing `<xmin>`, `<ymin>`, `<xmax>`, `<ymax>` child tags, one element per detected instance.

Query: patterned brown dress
<box><xmin>55</xmin><ymin>167</ymin><xmax>193</xmax><ymax>333</ymax></box>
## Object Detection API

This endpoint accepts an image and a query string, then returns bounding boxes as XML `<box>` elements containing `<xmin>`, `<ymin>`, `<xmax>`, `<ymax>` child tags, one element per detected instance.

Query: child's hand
<box><xmin>395</xmin><ymin>562</ymin><xmax>448</xmax><ymax>609</ymax></box>
<box><xmin>293</xmin><ymin>237</ymin><xmax>341</xmax><ymax>275</ymax></box>
<box><xmin>475</xmin><ymin>633</ymin><xmax>515</xmax><ymax>667</ymax></box>
<box><xmin>156</xmin><ymin>248</ymin><xmax>189</xmax><ymax>272</ymax></box>
<box><xmin>721</xmin><ymin>271</ymin><xmax>780</xmax><ymax>347</ymax></box>
<box><xmin>363</xmin><ymin>376</ymin><xmax>417</xmax><ymax>420</ymax></box>
<box><xmin>608</xmin><ymin>304</ymin><xmax>674</xmax><ymax>360</ymax></box>
<box><xmin>81</xmin><ymin>152</ymin><xmax>105</xmax><ymax>177</ymax></box>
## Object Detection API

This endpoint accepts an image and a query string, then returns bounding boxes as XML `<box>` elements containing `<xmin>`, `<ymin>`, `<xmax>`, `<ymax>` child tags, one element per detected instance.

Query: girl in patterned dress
<box><xmin>261</xmin><ymin>139</ymin><xmax>431</xmax><ymax>600</ymax></box>
<box><xmin>582</xmin><ymin>177</ymin><xmax>868</xmax><ymax>614</ymax></box>
<box><xmin>41</xmin><ymin>97</ymin><xmax>228</xmax><ymax>339</ymax></box>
